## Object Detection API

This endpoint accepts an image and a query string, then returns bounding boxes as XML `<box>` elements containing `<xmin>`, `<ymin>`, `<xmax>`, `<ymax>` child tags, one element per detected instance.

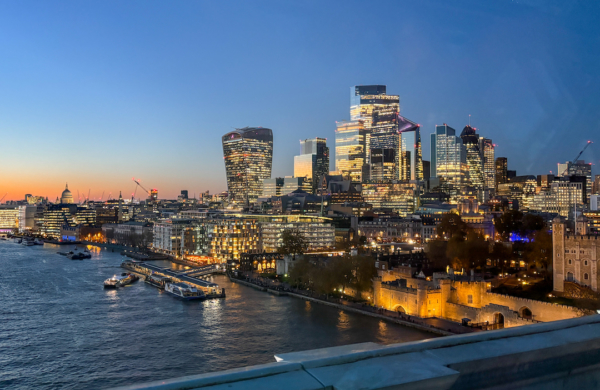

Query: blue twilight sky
<box><xmin>0</xmin><ymin>0</ymin><xmax>599</xmax><ymax>201</ymax></box>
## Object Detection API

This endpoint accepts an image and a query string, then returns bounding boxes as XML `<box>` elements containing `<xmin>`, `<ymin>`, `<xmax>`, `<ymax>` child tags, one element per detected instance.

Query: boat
<box><xmin>164</xmin><ymin>282</ymin><xmax>206</xmax><ymax>300</ymax></box>
<box><xmin>22</xmin><ymin>240</ymin><xmax>35</xmax><ymax>246</ymax></box>
<box><xmin>33</xmin><ymin>239</ymin><xmax>44</xmax><ymax>245</ymax></box>
<box><xmin>144</xmin><ymin>274</ymin><xmax>171</xmax><ymax>289</ymax></box>
<box><xmin>67</xmin><ymin>251</ymin><xmax>85</xmax><ymax>260</ymax></box>
<box><xmin>103</xmin><ymin>273</ymin><xmax>139</xmax><ymax>288</ymax></box>
<box><xmin>80</xmin><ymin>248</ymin><xmax>92</xmax><ymax>259</ymax></box>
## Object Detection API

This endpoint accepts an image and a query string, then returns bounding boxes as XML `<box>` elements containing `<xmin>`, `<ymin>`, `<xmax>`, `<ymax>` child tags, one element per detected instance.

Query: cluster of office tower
<box><xmin>221</xmin><ymin>85</ymin><xmax>501</xmax><ymax>206</ymax></box>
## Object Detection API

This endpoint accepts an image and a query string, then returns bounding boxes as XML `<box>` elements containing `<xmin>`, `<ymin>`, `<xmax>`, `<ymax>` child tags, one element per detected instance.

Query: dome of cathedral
<box><xmin>61</xmin><ymin>184</ymin><xmax>74</xmax><ymax>204</ymax></box>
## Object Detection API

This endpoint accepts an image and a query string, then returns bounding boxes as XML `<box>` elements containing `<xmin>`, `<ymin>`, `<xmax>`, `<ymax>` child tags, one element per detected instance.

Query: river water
<box><xmin>0</xmin><ymin>241</ymin><xmax>435</xmax><ymax>389</ymax></box>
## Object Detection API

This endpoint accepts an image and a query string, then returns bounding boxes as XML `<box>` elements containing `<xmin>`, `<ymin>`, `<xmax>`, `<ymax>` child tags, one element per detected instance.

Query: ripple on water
<box><xmin>0</xmin><ymin>242</ymin><xmax>436</xmax><ymax>390</ymax></box>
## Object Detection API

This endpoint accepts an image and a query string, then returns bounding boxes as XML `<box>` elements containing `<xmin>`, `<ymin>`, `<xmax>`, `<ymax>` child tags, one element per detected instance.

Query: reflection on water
<box><xmin>0</xmin><ymin>242</ymin><xmax>436</xmax><ymax>390</ymax></box>
<box><xmin>337</xmin><ymin>310</ymin><xmax>350</xmax><ymax>330</ymax></box>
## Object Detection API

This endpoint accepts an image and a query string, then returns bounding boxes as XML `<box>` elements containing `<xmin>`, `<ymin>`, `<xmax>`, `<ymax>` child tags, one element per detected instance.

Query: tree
<box><xmin>425</xmin><ymin>240</ymin><xmax>449</xmax><ymax>270</ymax></box>
<box><xmin>494</xmin><ymin>210</ymin><xmax>523</xmax><ymax>240</ymax></box>
<box><xmin>288</xmin><ymin>257</ymin><xmax>312</xmax><ymax>288</ymax></box>
<box><xmin>491</xmin><ymin>242</ymin><xmax>511</xmax><ymax>274</ymax></box>
<box><xmin>463</xmin><ymin>231</ymin><xmax>490</xmax><ymax>270</ymax></box>
<box><xmin>520</xmin><ymin>214</ymin><xmax>546</xmax><ymax>239</ymax></box>
<box><xmin>278</xmin><ymin>229</ymin><xmax>308</xmax><ymax>261</ymax></box>
<box><xmin>437</xmin><ymin>212</ymin><xmax>469</xmax><ymax>240</ymax></box>
<box><xmin>348</xmin><ymin>255</ymin><xmax>377</xmax><ymax>298</ymax></box>
<box><xmin>525</xmin><ymin>230</ymin><xmax>553</xmax><ymax>277</ymax></box>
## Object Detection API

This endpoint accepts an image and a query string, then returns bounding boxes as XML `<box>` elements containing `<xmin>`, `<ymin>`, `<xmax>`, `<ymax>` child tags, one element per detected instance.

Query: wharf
<box><xmin>121</xmin><ymin>251</ymin><xmax>168</xmax><ymax>261</ymax></box>
<box><xmin>122</xmin><ymin>260</ymin><xmax>225</xmax><ymax>298</ymax></box>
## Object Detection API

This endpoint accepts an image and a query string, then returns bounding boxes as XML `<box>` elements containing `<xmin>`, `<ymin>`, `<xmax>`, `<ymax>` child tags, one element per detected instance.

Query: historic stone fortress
<box><xmin>373</xmin><ymin>265</ymin><xmax>579</xmax><ymax>328</ymax></box>
<box><xmin>553</xmin><ymin>216</ymin><xmax>600</xmax><ymax>292</ymax></box>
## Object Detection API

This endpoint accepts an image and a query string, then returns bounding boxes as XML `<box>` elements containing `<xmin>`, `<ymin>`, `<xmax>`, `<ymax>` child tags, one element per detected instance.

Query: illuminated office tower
<box><xmin>370</xmin><ymin>148</ymin><xmax>397</xmax><ymax>181</ymax></box>
<box><xmin>495</xmin><ymin>157</ymin><xmax>508</xmax><ymax>190</ymax></box>
<box><xmin>294</xmin><ymin>138</ymin><xmax>329</xmax><ymax>193</ymax></box>
<box><xmin>558</xmin><ymin>160</ymin><xmax>593</xmax><ymax>204</ymax></box>
<box><xmin>398</xmin><ymin>116</ymin><xmax>423</xmax><ymax>181</ymax></box>
<box><xmin>350</xmin><ymin>85</ymin><xmax>400</xmax><ymax>132</ymax></box>
<box><xmin>222</xmin><ymin>127</ymin><xmax>273</xmax><ymax>205</ymax></box>
<box><xmin>459</xmin><ymin>126</ymin><xmax>484</xmax><ymax>199</ymax></box>
<box><xmin>430</xmin><ymin>124</ymin><xmax>468</xmax><ymax>201</ymax></box>
<box><xmin>479</xmin><ymin>137</ymin><xmax>496</xmax><ymax>195</ymax></box>
<box><xmin>351</xmin><ymin>85</ymin><xmax>400</xmax><ymax>164</ymax></box>
<box><xmin>369</xmin><ymin>131</ymin><xmax>400</xmax><ymax>181</ymax></box>
<box><xmin>335</xmin><ymin>120</ymin><xmax>367</xmax><ymax>183</ymax></box>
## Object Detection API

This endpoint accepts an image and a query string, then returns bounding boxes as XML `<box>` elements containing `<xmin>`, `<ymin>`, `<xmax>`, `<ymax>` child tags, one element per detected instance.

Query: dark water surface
<box><xmin>0</xmin><ymin>241</ymin><xmax>435</xmax><ymax>389</ymax></box>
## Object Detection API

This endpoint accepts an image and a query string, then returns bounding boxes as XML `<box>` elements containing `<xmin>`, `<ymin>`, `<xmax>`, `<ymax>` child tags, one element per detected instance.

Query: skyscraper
<box><xmin>479</xmin><ymin>137</ymin><xmax>496</xmax><ymax>195</ymax></box>
<box><xmin>398</xmin><ymin>116</ymin><xmax>423</xmax><ymax>181</ymax></box>
<box><xmin>350</xmin><ymin>85</ymin><xmax>400</xmax><ymax>133</ymax></box>
<box><xmin>351</xmin><ymin>85</ymin><xmax>400</xmax><ymax>165</ymax></box>
<box><xmin>294</xmin><ymin>138</ymin><xmax>329</xmax><ymax>193</ymax></box>
<box><xmin>495</xmin><ymin>157</ymin><xmax>508</xmax><ymax>190</ymax></box>
<box><xmin>222</xmin><ymin>127</ymin><xmax>273</xmax><ymax>205</ymax></box>
<box><xmin>369</xmin><ymin>132</ymin><xmax>400</xmax><ymax>181</ymax></box>
<box><xmin>430</xmin><ymin>124</ymin><xmax>468</xmax><ymax>201</ymax></box>
<box><xmin>335</xmin><ymin>120</ymin><xmax>367</xmax><ymax>183</ymax></box>
<box><xmin>460</xmin><ymin>125</ymin><xmax>484</xmax><ymax>199</ymax></box>
<box><xmin>558</xmin><ymin>160</ymin><xmax>593</xmax><ymax>204</ymax></box>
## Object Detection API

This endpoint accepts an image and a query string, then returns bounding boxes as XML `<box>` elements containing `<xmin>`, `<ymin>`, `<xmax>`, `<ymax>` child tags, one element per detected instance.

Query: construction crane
<box><xmin>132</xmin><ymin>178</ymin><xmax>151</xmax><ymax>196</ymax></box>
<box><xmin>100</xmin><ymin>191</ymin><xmax>105</xmax><ymax>202</ymax></box>
<box><xmin>561</xmin><ymin>140</ymin><xmax>593</xmax><ymax>176</ymax></box>
<box><xmin>0</xmin><ymin>193</ymin><xmax>7</xmax><ymax>203</ymax></box>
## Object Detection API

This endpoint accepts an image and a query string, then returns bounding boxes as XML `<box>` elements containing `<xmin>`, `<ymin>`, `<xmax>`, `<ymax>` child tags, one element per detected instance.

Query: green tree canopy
<box><xmin>494</xmin><ymin>210</ymin><xmax>524</xmax><ymax>240</ymax></box>
<box><xmin>278</xmin><ymin>229</ymin><xmax>308</xmax><ymax>259</ymax></box>
<box><xmin>437</xmin><ymin>212</ymin><xmax>469</xmax><ymax>239</ymax></box>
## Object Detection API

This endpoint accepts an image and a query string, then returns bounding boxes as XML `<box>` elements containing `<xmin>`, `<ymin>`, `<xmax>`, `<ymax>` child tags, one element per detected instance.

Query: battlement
<box><xmin>485</xmin><ymin>292</ymin><xmax>575</xmax><ymax>310</ymax></box>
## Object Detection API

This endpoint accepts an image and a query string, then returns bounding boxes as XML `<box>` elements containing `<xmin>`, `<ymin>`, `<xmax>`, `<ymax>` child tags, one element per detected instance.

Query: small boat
<box><xmin>80</xmin><ymin>249</ymin><xmax>92</xmax><ymax>259</ymax></box>
<box><xmin>67</xmin><ymin>252</ymin><xmax>85</xmax><ymax>260</ymax></box>
<box><xmin>103</xmin><ymin>273</ymin><xmax>139</xmax><ymax>288</ymax></box>
<box><xmin>22</xmin><ymin>240</ymin><xmax>35</xmax><ymax>246</ymax></box>
<box><xmin>164</xmin><ymin>282</ymin><xmax>205</xmax><ymax>300</ymax></box>
<box><xmin>33</xmin><ymin>239</ymin><xmax>44</xmax><ymax>245</ymax></box>
<box><xmin>144</xmin><ymin>274</ymin><xmax>171</xmax><ymax>289</ymax></box>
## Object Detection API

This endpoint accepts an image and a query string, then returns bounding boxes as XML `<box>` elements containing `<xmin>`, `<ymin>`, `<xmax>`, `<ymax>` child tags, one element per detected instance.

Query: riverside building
<box><xmin>222</xmin><ymin>127</ymin><xmax>273</xmax><ymax>205</ymax></box>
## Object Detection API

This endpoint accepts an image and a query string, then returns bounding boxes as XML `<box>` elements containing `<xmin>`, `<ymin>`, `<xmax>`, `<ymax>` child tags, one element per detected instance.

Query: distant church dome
<box><xmin>61</xmin><ymin>183</ymin><xmax>74</xmax><ymax>204</ymax></box>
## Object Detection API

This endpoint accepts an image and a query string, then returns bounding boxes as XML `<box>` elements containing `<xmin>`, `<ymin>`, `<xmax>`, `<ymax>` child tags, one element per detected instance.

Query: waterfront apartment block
<box><xmin>260</xmin><ymin>219</ymin><xmax>335</xmax><ymax>253</ymax></box>
<box><xmin>0</xmin><ymin>206</ymin><xmax>19</xmax><ymax>232</ymax></box>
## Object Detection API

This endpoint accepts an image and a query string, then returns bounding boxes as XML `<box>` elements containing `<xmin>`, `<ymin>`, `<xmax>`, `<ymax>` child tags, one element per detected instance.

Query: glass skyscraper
<box><xmin>335</xmin><ymin>120</ymin><xmax>367</xmax><ymax>183</ymax></box>
<box><xmin>398</xmin><ymin>116</ymin><xmax>423</xmax><ymax>181</ymax></box>
<box><xmin>222</xmin><ymin>127</ymin><xmax>273</xmax><ymax>205</ymax></box>
<box><xmin>431</xmin><ymin>124</ymin><xmax>468</xmax><ymax>201</ymax></box>
<box><xmin>350</xmin><ymin>85</ymin><xmax>400</xmax><ymax>133</ymax></box>
<box><xmin>479</xmin><ymin>137</ymin><xmax>496</xmax><ymax>195</ymax></box>
<box><xmin>294</xmin><ymin>138</ymin><xmax>329</xmax><ymax>193</ymax></box>
<box><xmin>460</xmin><ymin>125</ymin><xmax>485</xmax><ymax>199</ymax></box>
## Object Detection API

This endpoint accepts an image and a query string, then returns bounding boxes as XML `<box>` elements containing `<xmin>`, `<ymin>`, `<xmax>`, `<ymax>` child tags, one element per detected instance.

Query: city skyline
<box><xmin>1</xmin><ymin>1</ymin><xmax>599</xmax><ymax>200</ymax></box>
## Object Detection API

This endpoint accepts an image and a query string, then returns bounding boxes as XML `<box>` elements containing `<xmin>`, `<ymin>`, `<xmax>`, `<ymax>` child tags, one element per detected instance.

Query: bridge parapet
<box><xmin>111</xmin><ymin>316</ymin><xmax>600</xmax><ymax>390</ymax></box>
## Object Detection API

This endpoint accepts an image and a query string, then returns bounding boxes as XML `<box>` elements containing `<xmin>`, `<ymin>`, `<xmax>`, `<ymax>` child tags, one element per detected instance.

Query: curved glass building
<box><xmin>222</xmin><ymin>127</ymin><xmax>273</xmax><ymax>205</ymax></box>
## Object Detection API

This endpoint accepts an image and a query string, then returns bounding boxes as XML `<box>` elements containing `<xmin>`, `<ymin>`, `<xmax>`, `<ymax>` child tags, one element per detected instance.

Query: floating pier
<box><xmin>121</xmin><ymin>260</ymin><xmax>226</xmax><ymax>299</ymax></box>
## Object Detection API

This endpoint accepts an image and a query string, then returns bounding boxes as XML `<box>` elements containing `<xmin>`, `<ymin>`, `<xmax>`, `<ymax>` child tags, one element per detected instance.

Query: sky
<box><xmin>1</xmin><ymin>0</ymin><xmax>599</xmax><ymax>201</ymax></box>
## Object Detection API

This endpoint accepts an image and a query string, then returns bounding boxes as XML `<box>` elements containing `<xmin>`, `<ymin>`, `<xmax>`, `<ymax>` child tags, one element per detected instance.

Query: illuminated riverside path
<box><xmin>0</xmin><ymin>241</ymin><xmax>436</xmax><ymax>390</ymax></box>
